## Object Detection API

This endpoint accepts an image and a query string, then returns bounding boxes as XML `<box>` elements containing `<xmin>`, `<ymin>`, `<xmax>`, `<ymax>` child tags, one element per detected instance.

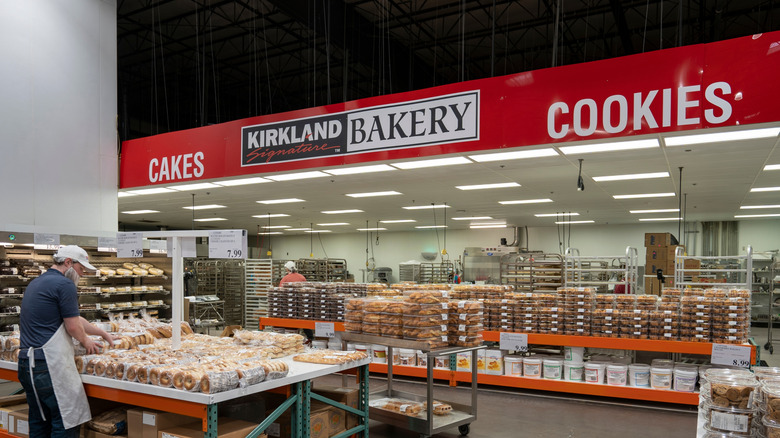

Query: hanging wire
<box><xmin>156</xmin><ymin>3</ymin><xmax>170</xmax><ymax>132</ymax></box>
<box><xmin>443</xmin><ymin>202</ymin><xmax>447</xmax><ymax>255</ymax></box>
<box><xmin>267</xmin><ymin>213</ymin><xmax>272</xmax><ymax>254</ymax></box>
<box><xmin>310</xmin><ymin>222</ymin><xmax>314</xmax><ymax>256</ymax></box>
<box><xmin>317</xmin><ymin>233</ymin><xmax>328</xmax><ymax>258</ymax></box>
<box><xmin>460</xmin><ymin>0</ymin><xmax>466</xmax><ymax>82</ymax></box>
<box><xmin>552</xmin><ymin>0</ymin><xmax>562</xmax><ymax>67</ymax></box>
<box><xmin>659</xmin><ymin>1</ymin><xmax>664</xmax><ymax>50</ymax></box>
<box><xmin>207</xmin><ymin>1</ymin><xmax>219</xmax><ymax>124</ymax></box>
<box><xmin>151</xmin><ymin>5</ymin><xmax>158</xmax><ymax>133</ymax></box>
<box><xmin>322</xmin><ymin>0</ymin><xmax>332</xmax><ymax>105</ymax></box>
<box><xmin>678</xmin><ymin>167</ymin><xmax>683</xmax><ymax>239</ymax></box>
<box><xmin>431</xmin><ymin>203</ymin><xmax>442</xmax><ymax>255</ymax></box>
<box><xmin>365</xmin><ymin>220</ymin><xmax>369</xmax><ymax>270</ymax></box>
<box><xmin>261</xmin><ymin>4</ymin><xmax>273</xmax><ymax>114</ymax></box>
<box><xmin>191</xmin><ymin>194</ymin><xmax>195</xmax><ymax>230</ymax></box>
<box><xmin>490</xmin><ymin>0</ymin><xmax>496</xmax><ymax>77</ymax></box>
<box><xmin>642</xmin><ymin>0</ymin><xmax>650</xmax><ymax>52</ymax></box>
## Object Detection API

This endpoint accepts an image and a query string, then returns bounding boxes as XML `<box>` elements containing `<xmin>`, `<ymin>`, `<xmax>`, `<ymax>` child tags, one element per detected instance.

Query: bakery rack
<box><xmin>564</xmin><ymin>247</ymin><xmax>639</xmax><ymax>293</ymax></box>
<box><xmin>500</xmin><ymin>253</ymin><xmax>564</xmax><ymax>293</ymax></box>
<box><xmin>340</xmin><ymin>332</ymin><xmax>483</xmax><ymax>437</ymax></box>
<box><xmin>0</xmin><ymin>355</ymin><xmax>371</xmax><ymax>438</ymax></box>
<box><xmin>419</xmin><ymin>262</ymin><xmax>455</xmax><ymax>283</ymax></box>
<box><xmin>764</xmin><ymin>255</ymin><xmax>780</xmax><ymax>354</ymax></box>
<box><xmin>674</xmin><ymin>245</ymin><xmax>753</xmax><ymax>289</ymax></box>
<box><xmin>245</xmin><ymin>258</ymin><xmax>273</xmax><ymax>330</ymax></box>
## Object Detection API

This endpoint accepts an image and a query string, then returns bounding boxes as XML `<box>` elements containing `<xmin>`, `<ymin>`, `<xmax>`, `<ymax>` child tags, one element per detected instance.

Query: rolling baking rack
<box><xmin>564</xmin><ymin>246</ymin><xmax>639</xmax><ymax>293</ymax></box>
<box><xmin>0</xmin><ymin>356</ymin><xmax>372</xmax><ymax>438</ymax></box>
<box><xmin>341</xmin><ymin>332</ymin><xmax>484</xmax><ymax>438</ymax></box>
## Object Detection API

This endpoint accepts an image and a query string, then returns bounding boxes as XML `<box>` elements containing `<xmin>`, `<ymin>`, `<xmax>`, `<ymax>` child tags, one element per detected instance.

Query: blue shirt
<box><xmin>19</xmin><ymin>269</ymin><xmax>80</xmax><ymax>358</ymax></box>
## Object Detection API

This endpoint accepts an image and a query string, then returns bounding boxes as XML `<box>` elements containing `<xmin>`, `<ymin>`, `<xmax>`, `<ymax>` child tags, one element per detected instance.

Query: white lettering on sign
<box><xmin>149</xmin><ymin>151</ymin><xmax>205</xmax><ymax>183</ymax></box>
<box><xmin>546</xmin><ymin>81</ymin><xmax>733</xmax><ymax>139</ymax></box>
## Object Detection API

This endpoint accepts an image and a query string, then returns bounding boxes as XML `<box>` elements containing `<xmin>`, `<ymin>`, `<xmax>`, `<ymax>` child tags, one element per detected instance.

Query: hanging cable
<box><xmin>375</xmin><ymin>221</ymin><xmax>380</xmax><ymax>246</ymax></box>
<box><xmin>191</xmin><ymin>194</ymin><xmax>195</xmax><ymax>230</ymax></box>
<box><xmin>442</xmin><ymin>202</ymin><xmax>448</xmax><ymax>256</ymax></box>
<box><xmin>678</xmin><ymin>167</ymin><xmax>683</xmax><ymax>240</ymax></box>
<box><xmin>568</xmin><ymin>212</ymin><xmax>572</xmax><ymax>249</ymax></box>
<box><xmin>490</xmin><ymin>0</ymin><xmax>496</xmax><ymax>77</ymax></box>
<box><xmin>317</xmin><ymin>233</ymin><xmax>328</xmax><ymax>258</ymax></box>
<box><xmin>683</xmin><ymin>193</ymin><xmax>688</xmax><ymax>248</ymax></box>
<box><xmin>365</xmin><ymin>220</ymin><xmax>369</xmax><ymax>270</ymax></box>
<box><xmin>642</xmin><ymin>0</ymin><xmax>649</xmax><ymax>53</ymax></box>
<box><xmin>552</xmin><ymin>0</ymin><xmax>561</xmax><ymax>67</ymax></box>
<box><xmin>310</xmin><ymin>222</ymin><xmax>314</xmax><ymax>257</ymax></box>
<box><xmin>261</xmin><ymin>3</ymin><xmax>273</xmax><ymax>114</ymax></box>
<box><xmin>432</xmin><ymin>203</ymin><xmax>442</xmax><ymax>256</ymax></box>
<box><xmin>267</xmin><ymin>213</ymin><xmax>272</xmax><ymax>256</ymax></box>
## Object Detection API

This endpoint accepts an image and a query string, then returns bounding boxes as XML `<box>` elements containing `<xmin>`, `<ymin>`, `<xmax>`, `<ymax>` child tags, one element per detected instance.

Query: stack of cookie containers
<box><xmin>449</xmin><ymin>300</ymin><xmax>484</xmax><ymax>347</ymax></box>
<box><xmin>514</xmin><ymin>293</ymin><xmax>538</xmax><ymax>334</ymax></box>
<box><xmin>680</xmin><ymin>291</ymin><xmax>713</xmax><ymax>343</ymax></box>
<box><xmin>591</xmin><ymin>294</ymin><xmax>618</xmax><ymax>338</ymax></box>
<box><xmin>560</xmin><ymin>287</ymin><xmax>594</xmax><ymax>336</ymax></box>
<box><xmin>536</xmin><ymin>293</ymin><xmax>560</xmax><ymax>334</ymax></box>
<box><xmin>711</xmin><ymin>289</ymin><xmax>751</xmax><ymax>345</ymax></box>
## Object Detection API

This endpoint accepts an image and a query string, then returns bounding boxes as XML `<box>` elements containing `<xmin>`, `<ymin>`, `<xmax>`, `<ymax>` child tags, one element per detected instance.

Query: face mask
<box><xmin>64</xmin><ymin>267</ymin><xmax>80</xmax><ymax>284</ymax></box>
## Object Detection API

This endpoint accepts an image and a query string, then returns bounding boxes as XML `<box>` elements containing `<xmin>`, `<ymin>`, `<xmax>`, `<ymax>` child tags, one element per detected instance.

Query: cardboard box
<box><xmin>645</xmin><ymin>261</ymin><xmax>675</xmax><ymax>276</ymax></box>
<box><xmin>644</xmin><ymin>232</ymin><xmax>678</xmax><ymax>247</ymax></box>
<box><xmin>312</xmin><ymin>386</ymin><xmax>359</xmax><ymax>430</ymax></box>
<box><xmin>0</xmin><ymin>403</ymin><xmax>28</xmax><ymax>431</ymax></box>
<box><xmin>132</xmin><ymin>410</ymin><xmax>192</xmax><ymax>438</ymax></box>
<box><xmin>645</xmin><ymin>245</ymin><xmax>684</xmax><ymax>262</ymax></box>
<box><xmin>158</xmin><ymin>418</ymin><xmax>261</xmax><ymax>438</ymax></box>
<box><xmin>265</xmin><ymin>409</ymin><xmax>329</xmax><ymax>438</ymax></box>
<box><xmin>644</xmin><ymin>276</ymin><xmax>675</xmax><ymax>296</ymax></box>
<box><xmin>84</xmin><ymin>429</ymin><xmax>128</xmax><ymax>438</ymax></box>
<box><xmin>0</xmin><ymin>395</ymin><xmax>27</xmax><ymax>408</ymax></box>
<box><xmin>485</xmin><ymin>349</ymin><xmax>504</xmax><ymax>375</ymax></box>
<box><xmin>683</xmin><ymin>259</ymin><xmax>702</xmax><ymax>270</ymax></box>
<box><xmin>8</xmin><ymin>409</ymin><xmax>28</xmax><ymax>438</ymax></box>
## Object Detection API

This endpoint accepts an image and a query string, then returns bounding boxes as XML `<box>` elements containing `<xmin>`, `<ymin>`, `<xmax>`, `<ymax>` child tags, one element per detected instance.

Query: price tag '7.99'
<box><xmin>208</xmin><ymin>230</ymin><xmax>247</xmax><ymax>259</ymax></box>
<box><xmin>711</xmin><ymin>343</ymin><xmax>752</xmax><ymax>368</ymax></box>
<box><xmin>314</xmin><ymin>322</ymin><xmax>335</xmax><ymax>338</ymax></box>
<box><xmin>116</xmin><ymin>232</ymin><xmax>143</xmax><ymax>258</ymax></box>
<box><xmin>499</xmin><ymin>332</ymin><xmax>528</xmax><ymax>353</ymax></box>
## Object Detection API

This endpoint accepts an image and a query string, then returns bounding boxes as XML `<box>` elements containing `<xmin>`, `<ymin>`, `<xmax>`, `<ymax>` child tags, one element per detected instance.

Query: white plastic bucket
<box><xmin>523</xmin><ymin>357</ymin><xmax>542</xmax><ymax>378</ymax></box>
<box><xmin>346</xmin><ymin>343</ymin><xmax>356</xmax><ymax>352</ymax></box>
<box><xmin>372</xmin><ymin>345</ymin><xmax>387</xmax><ymax>363</ymax></box>
<box><xmin>354</xmin><ymin>344</ymin><xmax>369</xmax><ymax>357</ymax></box>
<box><xmin>650</xmin><ymin>366</ymin><xmax>673</xmax><ymax>389</ymax></box>
<box><xmin>398</xmin><ymin>348</ymin><xmax>416</xmax><ymax>366</ymax></box>
<box><xmin>543</xmin><ymin>358</ymin><xmax>563</xmax><ymax>380</ymax></box>
<box><xmin>584</xmin><ymin>362</ymin><xmax>606</xmax><ymax>384</ymax></box>
<box><xmin>628</xmin><ymin>363</ymin><xmax>651</xmax><ymax>387</ymax></box>
<box><xmin>311</xmin><ymin>340</ymin><xmax>328</xmax><ymax>350</ymax></box>
<box><xmin>327</xmin><ymin>339</ymin><xmax>341</xmax><ymax>350</ymax></box>
<box><xmin>564</xmin><ymin>346</ymin><xmax>585</xmax><ymax>363</ymax></box>
<box><xmin>674</xmin><ymin>367</ymin><xmax>698</xmax><ymax>392</ymax></box>
<box><xmin>505</xmin><ymin>357</ymin><xmax>523</xmax><ymax>376</ymax></box>
<box><xmin>606</xmin><ymin>364</ymin><xmax>628</xmax><ymax>386</ymax></box>
<box><xmin>564</xmin><ymin>361</ymin><xmax>584</xmax><ymax>381</ymax></box>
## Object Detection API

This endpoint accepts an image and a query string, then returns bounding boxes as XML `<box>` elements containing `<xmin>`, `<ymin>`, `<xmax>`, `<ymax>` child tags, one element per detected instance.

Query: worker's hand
<box><xmin>101</xmin><ymin>333</ymin><xmax>120</xmax><ymax>347</ymax></box>
<box><xmin>81</xmin><ymin>338</ymin><xmax>102</xmax><ymax>355</ymax></box>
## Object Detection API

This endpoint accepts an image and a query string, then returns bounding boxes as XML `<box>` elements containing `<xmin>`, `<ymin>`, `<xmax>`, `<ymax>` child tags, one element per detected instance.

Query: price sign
<box><xmin>117</xmin><ymin>232</ymin><xmax>143</xmax><ymax>258</ymax></box>
<box><xmin>97</xmin><ymin>237</ymin><xmax>117</xmax><ymax>253</ymax></box>
<box><xmin>499</xmin><ymin>332</ymin><xmax>528</xmax><ymax>353</ymax></box>
<box><xmin>33</xmin><ymin>233</ymin><xmax>60</xmax><ymax>250</ymax></box>
<box><xmin>208</xmin><ymin>230</ymin><xmax>247</xmax><ymax>259</ymax></box>
<box><xmin>149</xmin><ymin>240</ymin><xmax>167</xmax><ymax>254</ymax></box>
<box><xmin>314</xmin><ymin>322</ymin><xmax>336</xmax><ymax>338</ymax></box>
<box><xmin>711</xmin><ymin>343</ymin><xmax>752</xmax><ymax>368</ymax></box>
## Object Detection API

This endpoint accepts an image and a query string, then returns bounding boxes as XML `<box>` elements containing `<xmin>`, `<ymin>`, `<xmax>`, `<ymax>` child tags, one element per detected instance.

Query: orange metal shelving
<box><xmin>259</xmin><ymin>317</ymin><xmax>344</xmax><ymax>332</ymax></box>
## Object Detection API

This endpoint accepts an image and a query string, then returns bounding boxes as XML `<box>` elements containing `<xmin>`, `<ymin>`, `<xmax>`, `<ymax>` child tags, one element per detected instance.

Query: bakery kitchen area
<box><xmin>2</xmin><ymin>1</ymin><xmax>780</xmax><ymax>437</ymax></box>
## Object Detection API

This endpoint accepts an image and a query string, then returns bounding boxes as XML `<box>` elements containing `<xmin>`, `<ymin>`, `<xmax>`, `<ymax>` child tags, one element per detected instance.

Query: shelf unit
<box><xmin>295</xmin><ymin>258</ymin><xmax>348</xmax><ymax>282</ymax></box>
<box><xmin>500</xmin><ymin>253</ymin><xmax>564</xmax><ymax>293</ymax></box>
<box><xmin>245</xmin><ymin>258</ymin><xmax>273</xmax><ymax>330</ymax></box>
<box><xmin>419</xmin><ymin>262</ymin><xmax>454</xmax><ymax>283</ymax></box>
<box><xmin>259</xmin><ymin>317</ymin><xmax>759</xmax><ymax>406</ymax></box>
<box><xmin>764</xmin><ymin>256</ymin><xmax>780</xmax><ymax>353</ymax></box>
<box><xmin>191</xmin><ymin>260</ymin><xmax>245</xmax><ymax>326</ymax></box>
<box><xmin>564</xmin><ymin>247</ymin><xmax>639</xmax><ymax>293</ymax></box>
<box><xmin>674</xmin><ymin>245</ymin><xmax>753</xmax><ymax>289</ymax></box>
<box><xmin>399</xmin><ymin>263</ymin><xmax>422</xmax><ymax>282</ymax></box>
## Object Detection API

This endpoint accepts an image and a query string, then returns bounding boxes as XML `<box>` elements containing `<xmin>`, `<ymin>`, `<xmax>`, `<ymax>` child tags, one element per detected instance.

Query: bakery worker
<box><xmin>18</xmin><ymin>245</ymin><xmax>117</xmax><ymax>437</ymax></box>
<box><xmin>279</xmin><ymin>260</ymin><xmax>306</xmax><ymax>285</ymax></box>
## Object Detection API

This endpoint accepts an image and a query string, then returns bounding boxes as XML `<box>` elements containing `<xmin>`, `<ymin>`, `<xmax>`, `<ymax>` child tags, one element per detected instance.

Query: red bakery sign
<box><xmin>121</xmin><ymin>31</ymin><xmax>780</xmax><ymax>188</ymax></box>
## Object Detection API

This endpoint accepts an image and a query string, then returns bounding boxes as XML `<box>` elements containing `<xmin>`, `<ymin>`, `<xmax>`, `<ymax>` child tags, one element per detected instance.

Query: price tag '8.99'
<box><xmin>711</xmin><ymin>343</ymin><xmax>752</xmax><ymax>368</ymax></box>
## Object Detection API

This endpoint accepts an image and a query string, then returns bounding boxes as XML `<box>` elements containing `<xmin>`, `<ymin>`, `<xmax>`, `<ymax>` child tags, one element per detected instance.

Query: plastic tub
<box><xmin>354</xmin><ymin>344</ymin><xmax>369</xmax><ymax>356</ymax></box>
<box><xmin>398</xmin><ymin>348</ymin><xmax>416</xmax><ymax>366</ymax></box>
<box><xmin>628</xmin><ymin>363</ymin><xmax>651</xmax><ymax>387</ymax></box>
<box><xmin>504</xmin><ymin>356</ymin><xmax>523</xmax><ymax>376</ymax></box>
<box><xmin>651</xmin><ymin>366</ymin><xmax>674</xmax><ymax>389</ymax></box>
<box><xmin>564</xmin><ymin>346</ymin><xmax>585</xmax><ymax>362</ymax></box>
<box><xmin>674</xmin><ymin>367</ymin><xmax>698</xmax><ymax>392</ymax></box>
<box><xmin>606</xmin><ymin>364</ymin><xmax>628</xmax><ymax>386</ymax></box>
<box><xmin>543</xmin><ymin>358</ymin><xmax>563</xmax><ymax>380</ymax></box>
<box><xmin>564</xmin><ymin>361</ymin><xmax>584</xmax><ymax>381</ymax></box>
<box><xmin>372</xmin><ymin>345</ymin><xmax>387</xmax><ymax>364</ymax></box>
<box><xmin>523</xmin><ymin>357</ymin><xmax>542</xmax><ymax>378</ymax></box>
<box><xmin>651</xmin><ymin>358</ymin><xmax>675</xmax><ymax>368</ymax></box>
<box><xmin>584</xmin><ymin>362</ymin><xmax>606</xmax><ymax>384</ymax></box>
<box><xmin>311</xmin><ymin>340</ymin><xmax>328</xmax><ymax>350</ymax></box>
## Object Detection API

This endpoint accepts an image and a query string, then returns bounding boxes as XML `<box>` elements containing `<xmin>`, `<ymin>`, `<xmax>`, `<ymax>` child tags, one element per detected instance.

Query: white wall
<box><xmin>739</xmin><ymin>220</ymin><xmax>780</xmax><ymax>255</ymax></box>
<box><xmin>0</xmin><ymin>0</ymin><xmax>118</xmax><ymax>237</ymax></box>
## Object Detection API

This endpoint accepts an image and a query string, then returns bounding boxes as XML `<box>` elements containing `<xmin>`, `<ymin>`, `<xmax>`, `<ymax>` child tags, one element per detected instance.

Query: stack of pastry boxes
<box><xmin>513</xmin><ymin>293</ymin><xmax>538</xmax><ymax>333</ymax></box>
<box><xmin>650</xmin><ymin>288</ymin><xmax>682</xmax><ymax>340</ymax></box>
<box><xmin>267</xmin><ymin>287</ymin><xmax>298</xmax><ymax>319</ymax></box>
<box><xmin>592</xmin><ymin>294</ymin><xmax>617</xmax><ymax>338</ymax></box>
<box><xmin>559</xmin><ymin>287</ymin><xmax>594</xmax><ymax>336</ymax></box>
<box><xmin>404</xmin><ymin>290</ymin><xmax>450</xmax><ymax>349</ymax></box>
<box><xmin>536</xmin><ymin>293</ymin><xmax>560</xmax><ymax>334</ymax></box>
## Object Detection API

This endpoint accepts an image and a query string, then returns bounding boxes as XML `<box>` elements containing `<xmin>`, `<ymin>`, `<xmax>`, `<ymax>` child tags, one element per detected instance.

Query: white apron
<box><xmin>27</xmin><ymin>324</ymin><xmax>92</xmax><ymax>430</ymax></box>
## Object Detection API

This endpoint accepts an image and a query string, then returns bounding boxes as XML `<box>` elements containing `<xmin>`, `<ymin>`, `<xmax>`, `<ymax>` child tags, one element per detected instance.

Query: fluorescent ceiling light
<box><xmin>262</xmin><ymin>225</ymin><xmax>291</xmax><ymax>229</ymax></box>
<box><xmin>554</xmin><ymin>220</ymin><xmax>595</xmax><ymax>224</ymax></box>
<box><xmin>740</xmin><ymin>205</ymin><xmax>780</xmax><ymax>209</ymax></box>
<box><xmin>403</xmin><ymin>204</ymin><xmax>451</xmax><ymax>210</ymax></box>
<box><xmin>735</xmin><ymin>213</ymin><xmax>780</xmax><ymax>218</ymax></box>
<box><xmin>665</xmin><ymin>127</ymin><xmax>780</xmax><ymax>146</ymax></box>
<box><xmin>765</xmin><ymin>164</ymin><xmax>780</xmax><ymax>171</ymax></box>
<box><xmin>499</xmin><ymin>198</ymin><xmax>553</xmax><ymax>205</ymax></box>
<box><xmin>258</xmin><ymin>232</ymin><xmax>283</xmax><ymax>235</ymax></box>
<box><xmin>182</xmin><ymin>204</ymin><xmax>226</xmax><ymax>210</ymax></box>
<box><xmin>470</xmin><ymin>224</ymin><xmax>508</xmax><ymax>229</ymax></box>
<box><xmin>415</xmin><ymin>225</ymin><xmax>448</xmax><ymax>229</ymax></box>
<box><xmin>592</xmin><ymin>172</ymin><xmax>669</xmax><ymax>182</ymax></box>
<box><xmin>534</xmin><ymin>213</ymin><xmax>579</xmax><ymax>217</ymax></box>
<box><xmin>117</xmin><ymin>192</ymin><xmax>137</xmax><ymax>198</ymax></box>
<box><xmin>324</xmin><ymin>164</ymin><xmax>396</xmax><ymax>175</ymax></box>
<box><xmin>305</xmin><ymin>230</ymin><xmax>331</xmax><ymax>233</ymax></box>
<box><xmin>317</xmin><ymin>222</ymin><xmax>350</xmax><ymax>226</ymax></box>
<box><xmin>167</xmin><ymin>182</ymin><xmax>219</xmax><ymax>191</ymax></box>
<box><xmin>470</xmin><ymin>222</ymin><xmax>506</xmax><ymax>226</ymax></box>
<box><xmin>380</xmin><ymin>219</ymin><xmax>416</xmax><ymax>223</ymax></box>
<box><xmin>452</xmin><ymin>216</ymin><xmax>493</xmax><ymax>221</ymax></box>
<box><xmin>357</xmin><ymin>228</ymin><xmax>387</xmax><ymax>231</ymax></box>
<box><xmin>346</xmin><ymin>191</ymin><xmax>402</xmax><ymax>198</ymax></box>
<box><xmin>122</xmin><ymin>210</ymin><xmax>160</xmax><ymax>215</ymax></box>
<box><xmin>456</xmin><ymin>182</ymin><xmax>521</xmax><ymax>190</ymax></box>
<box><xmin>630</xmin><ymin>209</ymin><xmax>680</xmax><ymax>214</ymax></box>
<box><xmin>286</xmin><ymin>228</ymin><xmax>312</xmax><ymax>231</ymax></box>
<box><xmin>127</xmin><ymin>187</ymin><xmax>176</xmax><ymax>195</ymax></box>
<box><xmin>265</xmin><ymin>171</ymin><xmax>329</xmax><ymax>181</ymax></box>
<box><xmin>252</xmin><ymin>213</ymin><xmax>290</xmax><ymax>218</ymax></box>
<box><xmin>613</xmin><ymin>192</ymin><xmax>676</xmax><ymax>199</ymax></box>
<box><xmin>214</xmin><ymin>177</ymin><xmax>270</xmax><ymax>186</ymax></box>
<box><xmin>193</xmin><ymin>217</ymin><xmax>227</xmax><ymax>222</ymax></box>
<box><xmin>321</xmin><ymin>209</ymin><xmax>363</xmax><ymax>214</ymax></box>
<box><xmin>638</xmin><ymin>217</ymin><xmax>682</xmax><ymax>222</ymax></box>
<box><xmin>559</xmin><ymin>139</ymin><xmax>659</xmax><ymax>155</ymax></box>
<box><xmin>751</xmin><ymin>187</ymin><xmax>780</xmax><ymax>192</ymax></box>
<box><xmin>391</xmin><ymin>156</ymin><xmax>472</xmax><ymax>169</ymax></box>
<box><xmin>468</xmin><ymin>148</ymin><xmax>558</xmax><ymax>162</ymax></box>
<box><xmin>257</xmin><ymin>198</ymin><xmax>305</xmax><ymax>204</ymax></box>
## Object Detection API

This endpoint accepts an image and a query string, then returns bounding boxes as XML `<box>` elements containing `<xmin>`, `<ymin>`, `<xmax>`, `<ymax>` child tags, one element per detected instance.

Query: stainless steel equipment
<box><xmin>462</xmin><ymin>246</ymin><xmax>519</xmax><ymax>283</ymax></box>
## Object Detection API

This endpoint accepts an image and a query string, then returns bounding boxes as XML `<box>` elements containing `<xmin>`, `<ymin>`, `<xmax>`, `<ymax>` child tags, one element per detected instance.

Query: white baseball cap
<box><xmin>284</xmin><ymin>261</ymin><xmax>296</xmax><ymax>271</ymax></box>
<box><xmin>54</xmin><ymin>245</ymin><xmax>97</xmax><ymax>271</ymax></box>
